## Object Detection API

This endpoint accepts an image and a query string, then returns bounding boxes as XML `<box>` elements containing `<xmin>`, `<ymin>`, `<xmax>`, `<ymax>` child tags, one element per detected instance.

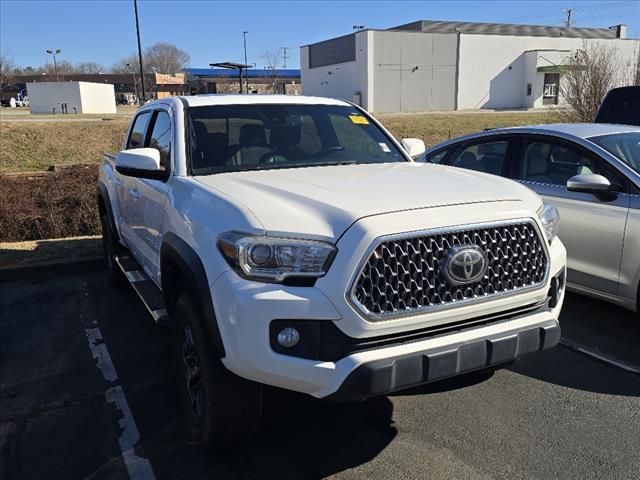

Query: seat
<box><xmin>237</xmin><ymin>124</ymin><xmax>271</xmax><ymax>165</ymax></box>
<box><xmin>458</xmin><ymin>151</ymin><xmax>486</xmax><ymax>172</ymax></box>
<box><xmin>192</xmin><ymin>123</ymin><xmax>236</xmax><ymax>169</ymax></box>
<box><xmin>524</xmin><ymin>146</ymin><xmax>554</xmax><ymax>184</ymax></box>
<box><xmin>270</xmin><ymin>125</ymin><xmax>303</xmax><ymax>158</ymax></box>
<box><xmin>192</xmin><ymin>121</ymin><xmax>213</xmax><ymax>170</ymax></box>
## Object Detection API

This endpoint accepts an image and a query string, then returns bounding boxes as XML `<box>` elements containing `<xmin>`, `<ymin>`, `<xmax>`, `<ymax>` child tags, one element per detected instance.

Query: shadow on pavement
<box><xmin>559</xmin><ymin>292</ymin><xmax>640</xmax><ymax>366</ymax></box>
<box><xmin>128</xmin><ymin>388</ymin><xmax>397</xmax><ymax>480</ymax></box>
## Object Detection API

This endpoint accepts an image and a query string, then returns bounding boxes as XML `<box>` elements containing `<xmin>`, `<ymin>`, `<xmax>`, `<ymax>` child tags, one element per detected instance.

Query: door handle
<box><xmin>130</xmin><ymin>188</ymin><xmax>141</xmax><ymax>200</ymax></box>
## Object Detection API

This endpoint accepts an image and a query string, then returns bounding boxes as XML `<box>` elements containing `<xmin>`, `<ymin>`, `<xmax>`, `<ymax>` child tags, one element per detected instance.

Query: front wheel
<box><xmin>173</xmin><ymin>294</ymin><xmax>263</xmax><ymax>447</ymax></box>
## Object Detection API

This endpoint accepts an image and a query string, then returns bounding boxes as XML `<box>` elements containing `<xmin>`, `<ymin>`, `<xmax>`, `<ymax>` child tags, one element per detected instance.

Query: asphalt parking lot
<box><xmin>1</xmin><ymin>269</ymin><xmax>639</xmax><ymax>480</ymax></box>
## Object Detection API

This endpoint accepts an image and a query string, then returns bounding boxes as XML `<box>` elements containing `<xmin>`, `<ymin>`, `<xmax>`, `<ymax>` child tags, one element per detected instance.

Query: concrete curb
<box><xmin>0</xmin><ymin>256</ymin><xmax>104</xmax><ymax>282</ymax></box>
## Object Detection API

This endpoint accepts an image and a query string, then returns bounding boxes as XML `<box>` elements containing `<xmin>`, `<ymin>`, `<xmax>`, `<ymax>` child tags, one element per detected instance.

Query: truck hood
<box><xmin>194</xmin><ymin>162</ymin><xmax>541</xmax><ymax>241</ymax></box>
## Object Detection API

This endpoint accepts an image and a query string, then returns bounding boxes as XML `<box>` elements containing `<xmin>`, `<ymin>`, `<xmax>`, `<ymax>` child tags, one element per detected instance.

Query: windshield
<box><xmin>589</xmin><ymin>132</ymin><xmax>640</xmax><ymax>175</ymax></box>
<box><xmin>187</xmin><ymin>104</ymin><xmax>407</xmax><ymax>175</ymax></box>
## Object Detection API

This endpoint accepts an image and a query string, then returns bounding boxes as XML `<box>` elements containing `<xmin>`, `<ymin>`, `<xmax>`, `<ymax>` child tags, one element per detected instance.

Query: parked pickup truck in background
<box><xmin>98</xmin><ymin>95</ymin><xmax>567</xmax><ymax>446</ymax></box>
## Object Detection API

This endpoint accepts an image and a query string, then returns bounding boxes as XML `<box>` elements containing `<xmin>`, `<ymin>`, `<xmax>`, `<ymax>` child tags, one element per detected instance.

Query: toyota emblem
<box><xmin>442</xmin><ymin>245</ymin><xmax>488</xmax><ymax>286</ymax></box>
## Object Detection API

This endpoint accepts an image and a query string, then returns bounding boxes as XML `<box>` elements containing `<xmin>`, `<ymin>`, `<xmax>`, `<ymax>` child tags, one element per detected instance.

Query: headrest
<box><xmin>239</xmin><ymin>124</ymin><xmax>267</xmax><ymax>147</ymax></box>
<box><xmin>270</xmin><ymin>125</ymin><xmax>302</xmax><ymax>149</ymax></box>
<box><xmin>527</xmin><ymin>146</ymin><xmax>547</xmax><ymax>175</ymax></box>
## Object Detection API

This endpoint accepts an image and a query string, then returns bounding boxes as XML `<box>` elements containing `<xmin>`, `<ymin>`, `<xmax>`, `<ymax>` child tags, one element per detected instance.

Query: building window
<box><xmin>526</xmin><ymin>83</ymin><xmax>532</xmax><ymax>96</ymax></box>
<box><xmin>543</xmin><ymin>83</ymin><xmax>557</xmax><ymax>97</ymax></box>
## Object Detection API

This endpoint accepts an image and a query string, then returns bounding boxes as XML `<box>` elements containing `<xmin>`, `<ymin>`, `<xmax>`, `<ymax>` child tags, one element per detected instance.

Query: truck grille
<box><xmin>350</xmin><ymin>220</ymin><xmax>549</xmax><ymax>320</ymax></box>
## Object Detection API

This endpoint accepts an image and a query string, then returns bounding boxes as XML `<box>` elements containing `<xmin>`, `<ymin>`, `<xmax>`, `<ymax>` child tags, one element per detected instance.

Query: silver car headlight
<box><xmin>218</xmin><ymin>232</ymin><xmax>337</xmax><ymax>284</ymax></box>
<box><xmin>537</xmin><ymin>201</ymin><xmax>560</xmax><ymax>244</ymax></box>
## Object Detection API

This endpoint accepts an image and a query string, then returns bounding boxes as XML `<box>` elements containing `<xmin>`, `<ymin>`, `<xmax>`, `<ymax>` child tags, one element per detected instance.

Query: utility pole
<box><xmin>133</xmin><ymin>0</ymin><xmax>146</xmax><ymax>104</ymax></box>
<box><xmin>562</xmin><ymin>8</ymin><xmax>575</xmax><ymax>27</ymax></box>
<box><xmin>46</xmin><ymin>49</ymin><xmax>61</xmax><ymax>81</ymax></box>
<box><xmin>282</xmin><ymin>47</ymin><xmax>288</xmax><ymax>69</ymax></box>
<box><xmin>243</xmin><ymin>31</ymin><xmax>249</xmax><ymax>93</ymax></box>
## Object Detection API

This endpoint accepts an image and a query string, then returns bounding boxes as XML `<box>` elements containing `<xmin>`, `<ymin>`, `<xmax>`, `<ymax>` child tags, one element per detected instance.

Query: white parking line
<box><xmin>79</xmin><ymin>284</ymin><xmax>157</xmax><ymax>480</ymax></box>
<box><xmin>560</xmin><ymin>338</ymin><xmax>640</xmax><ymax>375</ymax></box>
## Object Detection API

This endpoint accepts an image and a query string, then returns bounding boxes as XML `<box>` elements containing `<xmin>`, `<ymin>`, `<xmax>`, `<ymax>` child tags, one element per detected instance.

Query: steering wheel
<box><xmin>315</xmin><ymin>146</ymin><xmax>344</xmax><ymax>157</ymax></box>
<box><xmin>259</xmin><ymin>152</ymin><xmax>288</xmax><ymax>164</ymax></box>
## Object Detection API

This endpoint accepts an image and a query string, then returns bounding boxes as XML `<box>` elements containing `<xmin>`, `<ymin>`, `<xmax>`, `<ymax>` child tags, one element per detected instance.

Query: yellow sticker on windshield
<box><xmin>349</xmin><ymin>115</ymin><xmax>369</xmax><ymax>125</ymax></box>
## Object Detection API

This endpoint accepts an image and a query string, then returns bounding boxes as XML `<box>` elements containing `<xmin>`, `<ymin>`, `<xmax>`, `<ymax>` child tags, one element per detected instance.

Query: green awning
<box><xmin>537</xmin><ymin>65</ymin><xmax>572</xmax><ymax>73</ymax></box>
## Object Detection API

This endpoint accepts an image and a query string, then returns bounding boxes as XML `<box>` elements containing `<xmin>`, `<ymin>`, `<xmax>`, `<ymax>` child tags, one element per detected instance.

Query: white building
<box><xmin>301</xmin><ymin>20</ymin><xmax>639</xmax><ymax>113</ymax></box>
<box><xmin>26</xmin><ymin>81</ymin><xmax>117</xmax><ymax>114</ymax></box>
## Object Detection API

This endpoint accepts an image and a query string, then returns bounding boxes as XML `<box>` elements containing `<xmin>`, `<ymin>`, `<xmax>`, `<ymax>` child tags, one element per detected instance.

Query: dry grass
<box><xmin>0</xmin><ymin>165</ymin><xmax>100</xmax><ymax>242</ymax></box>
<box><xmin>0</xmin><ymin>119</ymin><xmax>129</xmax><ymax>173</ymax></box>
<box><xmin>377</xmin><ymin>110</ymin><xmax>564</xmax><ymax>148</ymax></box>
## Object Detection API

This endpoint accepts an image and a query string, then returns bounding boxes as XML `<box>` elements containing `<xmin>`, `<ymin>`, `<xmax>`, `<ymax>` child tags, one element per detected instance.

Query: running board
<box><xmin>114</xmin><ymin>254</ymin><xmax>171</xmax><ymax>327</ymax></box>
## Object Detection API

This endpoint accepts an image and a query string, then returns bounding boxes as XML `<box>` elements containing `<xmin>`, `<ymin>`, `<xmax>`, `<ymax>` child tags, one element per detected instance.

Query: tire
<box><xmin>173</xmin><ymin>294</ymin><xmax>263</xmax><ymax>447</ymax></box>
<box><xmin>100</xmin><ymin>213</ymin><xmax>125</xmax><ymax>288</ymax></box>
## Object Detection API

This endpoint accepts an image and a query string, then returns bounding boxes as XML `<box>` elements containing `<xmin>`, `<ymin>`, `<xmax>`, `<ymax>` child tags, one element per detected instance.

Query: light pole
<box><xmin>243</xmin><ymin>31</ymin><xmax>249</xmax><ymax>93</ymax></box>
<box><xmin>46</xmin><ymin>49</ymin><xmax>61</xmax><ymax>81</ymax></box>
<box><xmin>126</xmin><ymin>63</ymin><xmax>138</xmax><ymax>103</ymax></box>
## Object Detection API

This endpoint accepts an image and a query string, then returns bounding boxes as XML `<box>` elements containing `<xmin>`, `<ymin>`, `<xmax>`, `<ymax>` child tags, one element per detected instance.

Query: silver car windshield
<box><xmin>187</xmin><ymin>104</ymin><xmax>407</xmax><ymax>175</ymax></box>
<box><xmin>589</xmin><ymin>132</ymin><xmax>640</xmax><ymax>175</ymax></box>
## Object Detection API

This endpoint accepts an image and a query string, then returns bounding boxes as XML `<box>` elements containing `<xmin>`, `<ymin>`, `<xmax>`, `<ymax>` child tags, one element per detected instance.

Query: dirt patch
<box><xmin>0</xmin><ymin>236</ymin><xmax>101</xmax><ymax>267</ymax></box>
<box><xmin>0</xmin><ymin>165</ymin><xmax>100</xmax><ymax>242</ymax></box>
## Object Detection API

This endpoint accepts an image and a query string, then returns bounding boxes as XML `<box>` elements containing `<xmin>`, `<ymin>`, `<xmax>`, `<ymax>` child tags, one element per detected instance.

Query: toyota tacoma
<box><xmin>98</xmin><ymin>95</ymin><xmax>566</xmax><ymax>446</ymax></box>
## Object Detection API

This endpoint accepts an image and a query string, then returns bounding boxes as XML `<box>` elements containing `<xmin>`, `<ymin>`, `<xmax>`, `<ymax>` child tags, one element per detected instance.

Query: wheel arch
<box><xmin>97</xmin><ymin>183</ymin><xmax>120</xmax><ymax>242</ymax></box>
<box><xmin>161</xmin><ymin>232</ymin><xmax>226</xmax><ymax>358</ymax></box>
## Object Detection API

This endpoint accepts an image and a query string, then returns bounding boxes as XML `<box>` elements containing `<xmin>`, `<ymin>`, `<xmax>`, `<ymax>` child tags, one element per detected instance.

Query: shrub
<box><xmin>0</xmin><ymin>166</ymin><xmax>100</xmax><ymax>242</ymax></box>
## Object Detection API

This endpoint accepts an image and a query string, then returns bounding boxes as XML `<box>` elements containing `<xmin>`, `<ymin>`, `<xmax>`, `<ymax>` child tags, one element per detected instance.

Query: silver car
<box><xmin>423</xmin><ymin>123</ymin><xmax>640</xmax><ymax>313</ymax></box>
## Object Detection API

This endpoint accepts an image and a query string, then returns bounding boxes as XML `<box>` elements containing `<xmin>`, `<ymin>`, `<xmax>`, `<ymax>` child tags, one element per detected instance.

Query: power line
<box><xmin>500</xmin><ymin>1</ymin><xmax>635</xmax><ymax>24</ymax></box>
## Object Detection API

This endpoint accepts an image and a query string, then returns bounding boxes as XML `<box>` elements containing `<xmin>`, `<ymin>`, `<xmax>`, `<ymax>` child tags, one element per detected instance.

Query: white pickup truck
<box><xmin>99</xmin><ymin>95</ymin><xmax>566</xmax><ymax>446</ymax></box>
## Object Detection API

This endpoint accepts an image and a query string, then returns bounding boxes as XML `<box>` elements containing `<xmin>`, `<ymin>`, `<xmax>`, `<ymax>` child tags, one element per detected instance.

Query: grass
<box><xmin>377</xmin><ymin>110</ymin><xmax>564</xmax><ymax>147</ymax></box>
<box><xmin>0</xmin><ymin>119</ymin><xmax>129</xmax><ymax>173</ymax></box>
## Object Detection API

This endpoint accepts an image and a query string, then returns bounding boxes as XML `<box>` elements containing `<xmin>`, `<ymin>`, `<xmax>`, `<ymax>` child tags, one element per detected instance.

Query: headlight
<box><xmin>218</xmin><ymin>232</ymin><xmax>337</xmax><ymax>284</ymax></box>
<box><xmin>537</xmin><ymin>201</ymin><xmax>560</xmax><ymax>244</ymax></box>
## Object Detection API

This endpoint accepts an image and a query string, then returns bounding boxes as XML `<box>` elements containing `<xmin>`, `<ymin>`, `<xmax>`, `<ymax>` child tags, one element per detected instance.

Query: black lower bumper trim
<box><xmin>326</xmin><ymin>320</ymin><xmax>560</xmax><ymax>402</ymax></box>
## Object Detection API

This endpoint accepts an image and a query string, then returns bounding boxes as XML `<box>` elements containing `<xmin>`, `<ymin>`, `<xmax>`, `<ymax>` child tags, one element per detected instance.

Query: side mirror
<box><xmin>401</xmin><ymin>138</ymin><xmax>426</xmax><ymax>159</ymax></box>
<box><xmin>115</xmin><ymin>148</ymin><xmax>166</xmax><ymax>180</ymax></box>
<box><xmin>566</xmin><ymin>174</ymin><xmax>611</xmax><ymax>194</ymax></box>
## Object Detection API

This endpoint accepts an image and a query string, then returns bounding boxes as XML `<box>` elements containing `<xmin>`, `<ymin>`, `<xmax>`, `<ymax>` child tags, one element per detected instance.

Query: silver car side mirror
<box><xmin>566</xmin><ymin>174</ymin><xmax>611</xmax><ymax>194</ymax></box>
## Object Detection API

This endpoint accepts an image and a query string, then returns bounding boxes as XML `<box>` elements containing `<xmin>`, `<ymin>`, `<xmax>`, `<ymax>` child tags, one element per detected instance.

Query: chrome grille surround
<box><xmin>348</xmin><ymin>219</ymin><xmax>550</xmax><ymax>321</ymax></box>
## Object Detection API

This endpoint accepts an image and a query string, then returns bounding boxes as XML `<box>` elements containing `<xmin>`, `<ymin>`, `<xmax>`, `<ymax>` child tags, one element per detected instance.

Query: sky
<box><xmin>1</xmin><ymin>0</ymin><xmax>639</xmax><ymax>71</ymax></box>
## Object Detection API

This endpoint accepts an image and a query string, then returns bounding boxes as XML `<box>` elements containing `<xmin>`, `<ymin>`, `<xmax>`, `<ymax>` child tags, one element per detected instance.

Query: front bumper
<box><xmin>326</xmin><ymin>318</ymin><xmax>559</xmax><ymax>401</ymax></box>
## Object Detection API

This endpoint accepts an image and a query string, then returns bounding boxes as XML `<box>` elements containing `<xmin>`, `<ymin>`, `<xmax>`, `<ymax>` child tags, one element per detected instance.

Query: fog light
<box><xmin>277</xmin><ymin>327</ymin><xmax>300</xmax><ymax>348</ymax></box>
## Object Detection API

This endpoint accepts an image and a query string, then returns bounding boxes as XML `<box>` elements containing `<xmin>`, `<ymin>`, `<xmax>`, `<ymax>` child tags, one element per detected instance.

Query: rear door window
<box><xmin>448</xmin><ymin>140</ymin><xmax>509</xmax><ymax>175</ymax></box>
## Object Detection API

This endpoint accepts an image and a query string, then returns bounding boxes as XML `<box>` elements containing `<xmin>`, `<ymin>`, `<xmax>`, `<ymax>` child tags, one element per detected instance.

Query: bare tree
<box><xmin>112</xmin><ymin>43</ymin><xmax>189</xmax><ymax>75</ymax></box>
<box><xmin>633</xmin><ymin>45</ymin><xmax>640</xmax><ymax>86</ymax></box>
<box><xmin>560</xmin><ymin>42</ymin><xmax>621</xmax><ymax>122</ymax></box>
<box><xmin>260</xmin><ymin>49</ymin><xmax>283</xmax><ymax>91</ymax></box>
<box><xmin>75</xmin><ymin>62</ymin><xmax>105</xmax><ymax>74</ymax></box>
<box><xmin>112</xmin><ymin>55</ymin><xmax>140</xmax><ymax>74</ymax></box>
<box><xmin>0</xmin><ymin>52</ymin><xmax>16</xmax><ymax>94</ymax></box>
<box><xmin>145</xmin><ymin>43</ymin><xmax>190</xmax><ymax>74</ymax></box>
